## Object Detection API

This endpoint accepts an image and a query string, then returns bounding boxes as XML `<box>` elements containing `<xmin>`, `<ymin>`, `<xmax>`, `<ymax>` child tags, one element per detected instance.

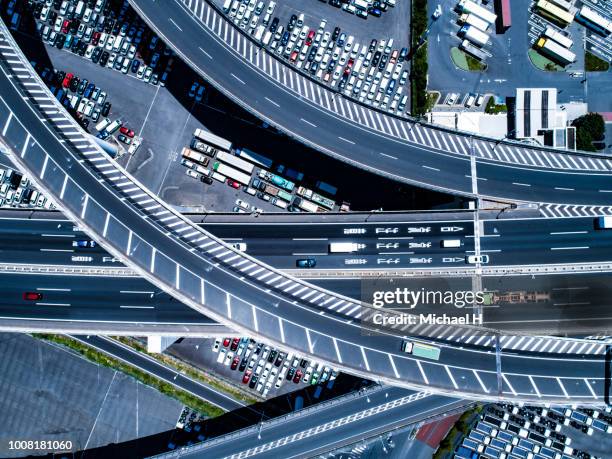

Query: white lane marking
<box><xmin>120</xmin><ymin>290</ymin><xmax>154</xmax><ymax>295</ymax></box>
<box><xmin>292</xmin><ymin>238</ymin><xmax>328</xmax><ymax>241</ymax></box>
<box><xmin>422</xmin><ymin>165</ymin><xmax>440</xmax><ymax>172</ymax></box>
<box><xmin>554</xmin><ymin>187</ymin><xmax>574</xmax><ymax>191</ymax></box>
<box><xmin>36</xmin><ymin>303</ymin><xmax>70</xmax><ymax>307</ymax></box>
<box><xmin>528</xmin><ymin>375</ymin><xmax>541</xmax><ymax>398</ymax></box>
<box><xmin>550</xmin><ymin>246</ymin><xmax>589</xmax><ymax>250</ymax></box>
<box><xmin>300</xmin><ymin>118</ymin><xmax>317</xmax><ymax>128</ymax></box>
<box><xmin>36</xmin><ymin>288</ymin><xmax>71</xmax><ymax>292</ymax></box>
<box><xmin>512</xmin><ymin>182</ymin><xmax>531</xmax><ymax>187</ymax></box>
<box><xmin>416</xmin><ymin>360</ymin><xmax>429</xmax><ymax>385</ymax></box>
<box><xmin>169</xmin><ymin>18</ymin><xmax>183</xmax><ymax>31</ymax></box>
<box><xmin>230</xmin><ymin>73</ymin><xmax>245</xmax><ymax>84</ymax></box>
<box><xmin>41</xmin><ymin>234</ymin><xmax>75</xmax><ymax>238</ymax></box>
<box><xmin>502</xmin><ymin>374</ymin><xmax>517</xmax><ymax>396</ymax></box>
<box><xmin>473</xmin><ymin>370</ymin><xmax>489</xmax><ymax>393</ymax></box>
<box><xmin>40</xmin><ymin>248</ymin><xmax>73</xmax><ymax>252</ymax></box>
<box><xmin>264</xmin><ymin>96</ymin><xmax>280</xmax><ymax>107</ymax></box>
<box><xmin>380</xmin><ymin>153</ymin><xmax>397</xmax><ymax>160</ymax></box>
<box><xmin>599</xmin><ymin>190</ymin><xmax>612</xmax><ymax>193</ymax></box>
<box><xmin>549</xmin><ymin>231</ymin><xmax>588</xmax><ymax>235</ymax></box>
<box><xmin>198</xmin><ymin>46</ymin><xmax>212</xmax><ymax>59</ymax></box>
<box><xmin>445</xmin><ymin>365</ymin><xmax>458</xmax><ymax>390</ymax></box>
<box><xmin>338</xmin><ymin>136</ymin><xmax>355</xmax><ymax>145</ymax></box>
<box><xmin>120</xmin><ymin>305</ymin><xmax>155</xmax><ymax>309</ymax></box>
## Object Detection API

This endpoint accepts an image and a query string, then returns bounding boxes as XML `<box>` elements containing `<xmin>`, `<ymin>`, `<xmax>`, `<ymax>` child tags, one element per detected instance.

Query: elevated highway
<box><xmin>130</xmin><ymin>0</ymin><xmax>612</xmax><ymax>206</ymax></box>
<box><xmin>1</xmin><ymin>18</ymin><xmax>611</xmax><ymax>403</ymax></box>
<box><xmin>149</xmin><ymin>385</ymin><xmax>469</xmax><ymax>459</ymax></box>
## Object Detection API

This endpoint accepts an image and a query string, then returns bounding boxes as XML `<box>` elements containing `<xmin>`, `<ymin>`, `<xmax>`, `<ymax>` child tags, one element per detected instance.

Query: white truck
<box><xmin>328</xmin><ymin>242</ymin><xmax>365</xmax><ymax>253</ymax></box>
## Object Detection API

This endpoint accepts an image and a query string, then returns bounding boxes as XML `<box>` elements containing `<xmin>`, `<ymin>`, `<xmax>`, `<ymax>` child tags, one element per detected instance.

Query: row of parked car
<box><xmin>225</xmin><ymin>0</ymin><xmax>411</xmax><ymax>114</ymax></box>
<box><xmin>0</xmin><ymin>167</ymin><xmax>55</xmax><ymax>210</ymax></box>
<box><xmin>319</xmin><ymin>0</ymin><xmax>398</xmax><ymax>20</ymax></box>
<box><xmin>29</xmin><ymin>0</ymin><xmax>174</xmax><ymax>86</ymax></box>
<box><xmin>213</xmin><ymin>337</ymin><xmax>338</xmax><ymax>398</ymax></box>
<box><xmin>456</xmin><ymin>402</ymin><xmax>612</xmax><ymax>459</ymax></box>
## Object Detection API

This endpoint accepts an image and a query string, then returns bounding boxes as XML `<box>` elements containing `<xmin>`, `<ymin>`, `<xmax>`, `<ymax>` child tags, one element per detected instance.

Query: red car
<box><xmin>23</xmin><ymin>292</ymin><xmax>42</xmax><ymax>301</ymax></box>
<box><xmin>293</xmin><ymin>369</ymin><xmax>303</xmax><ymax>383</ymax></box>
<box><xmin>231</xmin><ymin>355</ymin><xmax>240</xmax><ymax>370</ymax></box>
<box><xmin>227</xmin><ymin>179</ymin><xmax>240</xmax><ymax>189</ymax></box>
<box><xmin>347</xmin><ymin>58</ymin><xmax>355</xmax><ymax>68</ymax></box>
<box><xmin>119</xmin><ymin>126</ymin><xmax>135</xmax><ymax>138</ymax></box>
<box><xmin>222</xmin><ymin>337</ymin><xmax>230</xmax><ymax>347</ymax></box>
<box><xmin>61</xmin><ymin>19</ymin><xmax>70</xmax><ymax>34</ymax></box>
<box><xmin>92</xmin><ymin>31</ymin><xmax>101</xmax><ymax>45</ymax></box>
<box><xmin>62</xmin><ymin>72</ymin><xmax>73</xmax><ymax>88</ymax></box>
<box><xmin>230</xmin><ymin>337</ymin><xmax>240</xmax><ymax>351</ymax></box>
<box><xmin>305</xmin><ymin>30</ymin><xmax>315</xmax><ymax>46</ymax></box>
<box><xmin>242</xmin><ymin>369</ymin><xmax>252</xmax><ymax>384</ymax></box>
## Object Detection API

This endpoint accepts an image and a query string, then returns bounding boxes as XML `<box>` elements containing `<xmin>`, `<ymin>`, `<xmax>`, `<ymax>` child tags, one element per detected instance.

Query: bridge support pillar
<box><xmin>147</xmin><ymin>336</ymin><xmax>179</xmax><ymax>353</ymax></box>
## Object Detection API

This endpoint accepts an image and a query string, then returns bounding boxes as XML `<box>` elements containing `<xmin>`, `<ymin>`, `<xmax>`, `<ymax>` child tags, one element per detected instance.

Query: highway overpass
<box><xmin>149</xmin><ymin>385</ymin><xmax>470</xmax><ymax>459</ymax></box>
<box><xmin>1</xmin><ymin>18</ymin><xmax>612</xmax><ymax>403</ymax></box>
<box><xmin>129</xmin><ymin>0</ymin><xmax>612</xmax><ymax>206</ymax></box>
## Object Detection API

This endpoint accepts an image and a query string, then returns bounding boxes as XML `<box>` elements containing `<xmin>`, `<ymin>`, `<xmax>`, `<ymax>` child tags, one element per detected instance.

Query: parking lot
<box><xmin>456</xmin><ymin>402</ymin><xmax>612</xmax><ymax>459</ymax></box>
<box><xmin>581</xmin><ymin>0</ymin><xmax>612</xmax><ymax>63</ymax></box>
<box><xmin>428</xmin><ymin>0</ymin><xmax>594</xmax><ymax>111</ymax></box>
<box><xmin>214</xmin><ymin>0</ymin><xmax>413</xmax><ymax>115</ymax></box>
<box><xmin>170</xmin><ymin>337</ymin><xmax>339</xmax><ymax>400</ymax></box>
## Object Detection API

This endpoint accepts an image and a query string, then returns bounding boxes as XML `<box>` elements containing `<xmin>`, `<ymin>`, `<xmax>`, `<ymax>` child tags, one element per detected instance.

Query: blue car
<box><xmin>296</xmin><ymin>258</ymin><xmax>316</xmax><ymax>268</ymax></box>
<box><xmin>131</xmin><ymin>59</ymin><xmax>140</xmax><ymax>73</ymax></box>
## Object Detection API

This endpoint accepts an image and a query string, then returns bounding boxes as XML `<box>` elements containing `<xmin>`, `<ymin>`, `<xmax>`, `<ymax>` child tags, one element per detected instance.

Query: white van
<box><xmin>96</xmin><ymin>118</ymin><xmax>110</xmax><ymax>132</ymax></box>
<box><xmin>105</xmin><ymin>119</ymin><xmax>123</xmax><ymax>134</ymax></box>
<box><xmin>254</xmin><ymin>24</ymin><xmax>265</xmax><ymax>41</ymax></box>
<box><xmin>262</xmin><ymin>30</ymin><xmax>273</xmax><ymax>46</ymax></box>
<box><xmin>112</xmin><ymin>35</ymin><xmax>123</xmax><ymax>52</ymax></box>
<box><xmin>75</xmin><ymin>1</ymin><xmax>85</xmax><ymax>18</ymax></box>
<box><xmin>223</xmin><ymin>0</ymin><xmax>232</xmax><ymax>12</ymax></box>
<box><xmin>441</xmin><ymin>239</ymin><xmax>461</xmax><ymax>248</ymax></box>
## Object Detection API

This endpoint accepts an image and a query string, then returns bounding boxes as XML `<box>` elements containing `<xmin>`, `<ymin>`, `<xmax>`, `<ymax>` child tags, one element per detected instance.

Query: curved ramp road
<box><xmin>130</xmin><ymin>0</ymin><xmax>612</xmax><ymax>205</ymax></box>
<box><xmin>149</xmin><ymin>387</ymin><xmax>469</xmax><ymax>459</ymax></box>
<box><xmin>0</xmin><ymin>23</ymin><xmax>609</xmax><ymax>403</ymax></box>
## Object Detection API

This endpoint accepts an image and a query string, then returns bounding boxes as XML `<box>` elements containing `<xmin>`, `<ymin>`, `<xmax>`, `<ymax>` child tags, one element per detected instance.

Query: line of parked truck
<box><xmin>180</xmin><ymin>128</ymin><xmax>344</xmax><ymax>213</ymax></box>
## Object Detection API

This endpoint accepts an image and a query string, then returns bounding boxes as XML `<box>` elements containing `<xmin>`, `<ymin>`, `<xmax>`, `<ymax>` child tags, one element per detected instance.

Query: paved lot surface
<box><xmin>427</xmin><ymin>0</ymin><xmax>602</xmax><ymax>107</ymax></box>
<box><xmin>0</xmin><ymin>334</ymin><xmax>181</xmax><ymax>458</ymax></box>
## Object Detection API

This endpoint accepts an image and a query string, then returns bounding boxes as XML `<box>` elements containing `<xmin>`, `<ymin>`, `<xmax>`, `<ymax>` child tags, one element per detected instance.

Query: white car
<box><xmin>235</xmin><ymin>199</ymin><xmax>250</xmax><ymax>210</ymax></box>
<box><xmin>217</xmin><ymin>348</ymin><xmax>227</xmax><ymax>363</ymax></box>
<box><xmin>466</xmin><ymin>255</ymin><xmax>489</xmax><ymax>264</ymax></box>
<box><xmin>224</xmin><ymin>351</ymin><xmax>234</xmax><ymax>366</ymax></box>
<box><xmin>212</xmin><ymin>339</ymin><xmax>221</xmax><ymax>352</ymax></box>
<box><xmin>144</xmin><ymin>67</ymin><xmax>153</xmax><ymax>82</ymax></box>
<box><xmin>136</xmin><ymin>65</ymin><xmax>146</xmax><ymax>79</ymax></box>
<box><xmin>230</xmin><ymin>242</ymin><xmax>247</xmax><ymax>252</ymax></box>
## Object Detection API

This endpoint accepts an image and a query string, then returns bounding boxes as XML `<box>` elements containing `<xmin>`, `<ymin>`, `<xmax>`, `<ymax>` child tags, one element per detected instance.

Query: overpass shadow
<box><xmin>29</xmin><ymin>374</ymin><xmax>371</xmax><ymax>459</ymax></box>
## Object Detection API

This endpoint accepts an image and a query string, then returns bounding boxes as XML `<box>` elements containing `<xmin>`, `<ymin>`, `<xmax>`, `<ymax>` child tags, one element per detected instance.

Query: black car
<box><xmin>280</xmin><ymin>31</ymin><xmax>289</xmax><ymax>46</ymax></box>
<box><xmin>77</xmin><ymin>79</ymin><xmax>88</xmax><ymax>94</ymax></box>
<box><xmin>91</xmin><ymin>47</ymin><xmax>103</xmax><ymax>63</ymax></box>
<box><xmin>55</xmin><ymin>34</ymin><xmax>66</xmax><ymax>49</ymax></box>
<box><xmin>378</xmin><ymin>53</ymin><xmax>388</xmax><ymax>71</ymax></box>
<box><xmin>267</xmin><ymin>350</ymin><xmax>277</xmax><ymax>363</ymax></box>
<box><xmin>274</xmin><ymin>353</ymin><xmax>284</xmax><ymax>367</ymax></box>
<box><xmin>69</xmin><ymin>77</ymin><xmax>80</xmax><ymax>93</ymax></box>
<box><xmin>309</xmin><ymin>61</ymin><xmax>319</xmax><ymax>74</ymax></box>
<box><xmin>287</xmin><ymin>14</ymin><xmax>297</xmax><ymax>31</ymax></box>
<box><xmin>399</xmin><ymin>47</ymin><xmax>408</xmax><ymax>62</ymax></box>
<box><xmin>99</xmin><ymin>51</ymin><xmax>109</xmax><ymax>66</ymax></box>
<box><xmin>286</xmin><ymin>368</ymin><xmax>295</xmax><ymax>380</ymax></box>
<box><xmin>299</xmin><ymin>358</ymin><xmax>308</xmax><ymax>368</ymax></box>
<box><xmin>55</xmin><ymin>70</ymin><xmax>66</xmax><ymax>86</ymax></box>
<box><xmin>269</xmin><ymin>17</ymin><xmax>279</xmax><ymax>33</ymax></box>
<box><xmin>331</xmin><ymin>27</ymin><xmax>340</xmax><ymax>41</ymax></box>
<box><xmin>131</xmin><ymin>59</ymin><xmax>140</xmax><ymax>73</ymax></box>
<box><xmin>200</xmin><ymin>176</ymin><xmax>213</xmax><ymax>185</ymax></box>
<box><xmin>238</xmin><ymin>358</ymin><xmax>248</xmax><ymax>372</ymax></box>
<box><xmin>372</xmin><ymin>51</ymin><xmax>381</xmax><ymax>66</ymax></box>
<box><xmin>101</xmin><ymin>102</ymin><xmax>111</xmax><ymax>117</ymax></box>
<box><xmin>249</xmin><ymin>374</ymin><xmax>259</xmax><ymax>389</ymax></box>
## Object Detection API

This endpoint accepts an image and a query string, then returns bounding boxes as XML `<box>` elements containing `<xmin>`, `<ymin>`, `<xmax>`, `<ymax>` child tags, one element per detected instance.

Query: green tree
<box><xmin>572</xmin><ymin>113</ymin><xmax>605</xmax><ymax>147</ymax></box>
